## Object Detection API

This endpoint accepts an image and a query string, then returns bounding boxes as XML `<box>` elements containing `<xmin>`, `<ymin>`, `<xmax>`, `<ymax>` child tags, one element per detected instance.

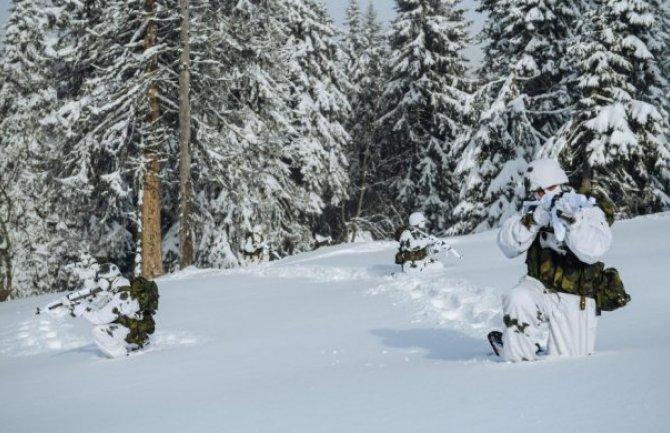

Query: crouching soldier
<box><xmin>65</xmin><ymin>264</ymin><xmax>159</xmax><ymax>358</ymax></box>
<box><xmin>241</xmin><ymin>225</ymin><xmax>269</xmax><ymax>264</ymax></box>
<box><xmin>395</xmin><ymin>212</ymin><xmax>455</xmax><ymax>273</ymax></box>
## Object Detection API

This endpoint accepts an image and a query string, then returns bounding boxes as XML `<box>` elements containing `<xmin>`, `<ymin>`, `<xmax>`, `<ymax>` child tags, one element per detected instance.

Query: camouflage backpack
<box><xmin>119</xmin><ymin>277</ymin><xmax>159</xmax><ymax>314</ymax></box>
<box><xmin>113</xmin><ymin>277</ymin><xmax>159</xmax><ymax>347</ymax></box>
<box><xmin>596</xmin><ymin>267</ymin><xmax>631</xmax><ymax>314</ymax></box>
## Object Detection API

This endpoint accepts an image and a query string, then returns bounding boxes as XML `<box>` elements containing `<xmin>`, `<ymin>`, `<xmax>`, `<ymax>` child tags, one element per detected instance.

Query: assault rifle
<box><xmin>522</xmin><ymin>190</ymin><xmax>596</xmax><ymax>241</ymax></box>
<box><xmin>36</xmin><ymin>286</ymin><xmax>103</xmax><ymax>316</ymax></box>
<box><xmin>409</xmin><ymin>228</ymin><xmax>464</xmax><ymax>260</ymax></box>
<box><xmin>431</xmin><ymin>239</ymin><xmax>463</xmax><ymax>260</ymax></box>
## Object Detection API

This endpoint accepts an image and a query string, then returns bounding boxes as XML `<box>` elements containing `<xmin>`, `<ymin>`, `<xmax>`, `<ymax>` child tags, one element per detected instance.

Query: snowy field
<box><xmin>1</xmin><ymin>213</ymin><xmax>669</xmax><ymax>433</ymax></box>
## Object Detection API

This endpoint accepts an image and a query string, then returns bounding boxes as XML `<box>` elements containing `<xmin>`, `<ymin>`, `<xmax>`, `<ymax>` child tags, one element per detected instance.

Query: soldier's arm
<box><xmin>564</xmin><ymin>206</ymin><xmax>612</xmax><ymax>264</ymax></box>
<box><xmin>398</xmin><ymin>230</ymin><xmax>422</xmax><ymax>251</ymax></box>
<box><xmin>75</xmin><ymin>293</ymin><xmax>140</xmax><ymax>325</ymax></box>
<box><xmin>497</xmin><ymin>213</ymin><xmax>539</xmax><ymax>258</ymax></box>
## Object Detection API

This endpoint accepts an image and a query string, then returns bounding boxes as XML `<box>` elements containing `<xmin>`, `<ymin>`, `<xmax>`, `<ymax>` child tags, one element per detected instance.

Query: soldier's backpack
<box><xmin>120</xmin><ymin>277</ymin><xmax>159</xmax><ymax>315</ymax></box>
<box><xmin>114</xmin><ymin>277</ymin><xmax>159</xmax><ymax>347</ymax></box>
<box><xmin>596</xmin><ymin>267</ymin><xmax>631</xmax><ymax>313</ymax></box>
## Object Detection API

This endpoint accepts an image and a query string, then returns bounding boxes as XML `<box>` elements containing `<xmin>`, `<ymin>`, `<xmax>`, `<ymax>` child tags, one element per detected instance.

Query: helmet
<box><xmin>97</xmin><ymin>263</ymin><xmax>120</xmax><ymax>280</ymax></box>
<box><xmin>408</xmin><ymin>212</ymin><xmax>427</xmax><ymax>228</ymax></box>
<box><xmin>525</xmin><ymin>159</ymin><xmax>568</xmax><ymax>191</ymax></box>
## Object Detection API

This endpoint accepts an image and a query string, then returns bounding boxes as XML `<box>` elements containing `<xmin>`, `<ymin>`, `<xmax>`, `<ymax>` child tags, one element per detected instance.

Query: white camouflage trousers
<box><xmin>501</xmin><ymin>276</ymin><xmax>598</xmax><ymax>362</ymax></box>
<box><xmin>91</xmin><ymin>324</ymin><xmax>137</xmax><ymax>358</ymax></box>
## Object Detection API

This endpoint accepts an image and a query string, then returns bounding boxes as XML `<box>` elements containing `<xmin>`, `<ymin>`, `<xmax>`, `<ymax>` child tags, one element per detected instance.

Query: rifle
<box><xmin>36</xmin><ymin>287</ymin><xmax>104</xmax><ymax>316</ymax></box>
<box><xmin>522</xmin><ymin>191</ymin><xmax>596</xmax><ymax>241</ymax></box>
<box><xmin>410</xmin><ymin>228</ymin><xmax>464</xmax><ymax>260</ymax></box>
<box><xmin>399</xmin><ymin>227</ymin><xmax>464</xmax><ymax>260</ymax></box>
<box><xmin>432</xmin><ymin>239</ymin><xmax>463</xmax><ymax>260</ymax></box>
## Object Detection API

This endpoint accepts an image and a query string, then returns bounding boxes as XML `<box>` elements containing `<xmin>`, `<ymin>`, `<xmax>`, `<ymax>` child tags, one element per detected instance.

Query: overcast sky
<box><xmin>0</xmin><ymin>0</ymin><xmax>483</xmax><ymax>62</ymax></box>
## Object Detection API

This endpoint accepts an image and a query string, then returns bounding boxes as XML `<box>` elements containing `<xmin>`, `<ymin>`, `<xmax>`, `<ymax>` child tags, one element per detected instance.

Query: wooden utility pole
<box><xmin>140</xmin><ymin>0</ymin><xmax>164</xmax><ymax>279</ymax></box>
<box><xmin>178</xmin><ymin>0</ymin><xmax>193</xmax><ymax>268</ymax></box>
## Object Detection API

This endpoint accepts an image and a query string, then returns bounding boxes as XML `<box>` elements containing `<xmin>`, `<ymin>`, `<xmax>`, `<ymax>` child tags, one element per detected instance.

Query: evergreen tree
<box><xmin>380</xmin><ymin>0</ymin><xmax>470</xmax><ymax>232</ymax></box>
<box><xmin>39</xmin><ymin>0</ymin><xmax>180</xmax><ymax>274</ymax></box>
<box><xmin>342</xmin><ymin>0</ymin><xmax>363</xmax><ymax>60</ymax></box>
<box><xmin>188</xmin><ymin>0</ymin><xmax>311</xmax><ymax>267</ymax></box>
<box><xmin>0</xmin><ymin>0</ymin><xmax>358</xmax><ymax>297</ymax></box>
<box><xmin>0</xmin><ymin>0</ymin><xmax>65</xmax><ymax>298</ymax></box>
<box><xmin>282</xmin><ymin>0</ymin><xmax>351</xmax><ymax>240</ymax></box>
<box><xmin>341</xmin><ymin>1</ymin><xmax>390</xmax><ymax>240</ymax></box>
<box><xmin>649</xmin><ymin>0</ymin><xmax>670</xmax><ymax>150</ymax></box>
<box><xmin>451</xmin><ymin>0</ymin><xmax>580</xmax><ymax>233</ymax></box>
<box><xmin>561</xmin><ymin>0</ymin><xmax>670</xmax><ymax>214</ymax></box>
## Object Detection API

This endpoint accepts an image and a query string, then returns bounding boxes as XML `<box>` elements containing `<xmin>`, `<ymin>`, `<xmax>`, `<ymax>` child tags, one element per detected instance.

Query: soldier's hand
<box><xmin>538</xmin><ymin>191</ymin><xmax>558</xmax><ymax>210</ymax></box>
<box><xmin>554</xmin><ymin>192</ymin><xmax>591</xmax><ymax>224</ymax></box>
<box><xmin>532</xmin><ymin>206</ymin><xmax>551</xmax><ymax>227</ymax></box>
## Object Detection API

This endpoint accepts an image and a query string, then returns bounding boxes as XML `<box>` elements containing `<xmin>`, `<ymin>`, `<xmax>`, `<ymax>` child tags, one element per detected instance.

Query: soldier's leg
<box><xmin>91</xmin><ymin>324</ymin><xmax>131</xmax><ymax>358</ymax></box>
<box><xmin>546</xmin><ymin>293</ymin><xmax>597</xmax><ymax>357</ymax></box>
<box><xmin>501</xmin><ymin>276</ymin><xmax>550</xmax><ymax>362</ymax></box>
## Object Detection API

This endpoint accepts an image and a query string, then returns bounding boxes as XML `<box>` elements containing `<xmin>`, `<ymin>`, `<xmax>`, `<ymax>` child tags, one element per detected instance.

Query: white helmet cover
<box><xmin>525</xmin><ymin>159</ymin><xmax>569</xmax><ymax>190</ymax></box>
<box><xmin>408</xmin><ymin>212</ymin><xmax>427</xmax><ymax>227</ymax></box>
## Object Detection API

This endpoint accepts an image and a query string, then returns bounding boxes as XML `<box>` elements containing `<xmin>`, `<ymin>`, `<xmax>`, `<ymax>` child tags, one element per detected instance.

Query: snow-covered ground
<box><xmin>2</xmin><ymin>213</ymin><xmax>669</xmax><ymax>433</ymax></box>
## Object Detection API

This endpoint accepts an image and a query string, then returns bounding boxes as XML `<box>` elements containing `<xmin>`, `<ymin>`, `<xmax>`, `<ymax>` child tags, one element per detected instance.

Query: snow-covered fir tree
<box><xmin>186</xmin><ymin>0</ymin><xmax>312</xmax><ymax>267</ymax></box>
<box><xmin>379</xmin><ymin>0</ymin><xmax>470</xmax><ymax>232</ymax></box>
<box><xmin>0</xmin><ymin>0</ymin><xmax>359</xmax><ymax>296</ymax></box>
<box><xmin>340</xmin><ymin>1</ymin><xmax>391</xmax><ymax>240</ymax></box>
<box><xmin>0</xmin><ymin>0</ymin><xmax>68</xmax><ymax>298</ymax></box>
<box><xmin>342</xmin><ymin>0</ymin><xmax>364</xmax><ymax>60</ymax></box>
<box><xmin>559</xmin><ymin>0</ymin><xmax>670</xmax><ymax>214</ymax></box>
<box><xmin>281</xmin><ymin>0</ymin><xmax>351</xmax><ymax>240</ymax></box>
<box><xmin>648</xmin><ymin>0</ymin><xmax>670</xmax><ymax>152</ymax></box>
<box><xmin>450</xmin><ymin>0</ymin><xmax>581</xmax><ymax>233</ymax></box>
<box><xmin>38</xmin><ymin>0</ymin><xmax>180</xmax><ymax>275</ymax></box>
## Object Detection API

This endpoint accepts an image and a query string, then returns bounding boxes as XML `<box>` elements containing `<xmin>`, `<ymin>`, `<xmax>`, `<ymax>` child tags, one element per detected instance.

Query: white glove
<box><xmin>554</xmin><ymin>191</ymin><xmax>596</xmax><ymax>222</ymax></box>
<box><xmin>538</xmin><ymin>190</ymin><xmax>559</xmax><ymax>209</ymax></box>
<box><xmin>532</xmin><ymin>206</ymin><xmax>551</xmax><ymax>227</ymax></box>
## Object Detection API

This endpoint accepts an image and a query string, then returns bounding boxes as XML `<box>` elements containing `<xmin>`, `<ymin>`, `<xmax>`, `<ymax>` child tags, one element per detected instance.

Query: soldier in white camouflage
<box><xmin>67</xmin><ymin>264</ymin><xmax>158</xmax><ymax>358</ymax></box>
<box><xmin>490</xmin><ymin>159</ymin><xmax>615</xmax><ymax>362</ymax></box>
<box><xmin>395</xmin><ymin>212</ymin><xmax>445</xmax><ymax>273</ymax></box>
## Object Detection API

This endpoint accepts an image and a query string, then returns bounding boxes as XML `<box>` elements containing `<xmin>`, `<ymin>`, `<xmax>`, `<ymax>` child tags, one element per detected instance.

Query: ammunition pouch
<box><xmin>527</xmin><ymin>239</ymin><xmax>630</xmax><ymax>314</ymax></box>
<box><xmin>596</xmin><ymin>267</ymin><xmax>631</xmax><ymax>313</ymax></box>
<box><xmin>116</xmin><ymin>313</ymin><xmax>156</xmax><ymax>348</ymax></box>
<box><xmin>396</xmin><ymin>249</ymin><xmax>428</xmax><ymax>264</ymax></box>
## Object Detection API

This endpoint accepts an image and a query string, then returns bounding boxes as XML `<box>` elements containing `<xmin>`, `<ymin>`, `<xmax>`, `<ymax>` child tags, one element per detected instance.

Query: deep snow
<box><xmin>1</xmin><ymin>213</ymin><xmax>669</xmax><ymax>433</ymax></box>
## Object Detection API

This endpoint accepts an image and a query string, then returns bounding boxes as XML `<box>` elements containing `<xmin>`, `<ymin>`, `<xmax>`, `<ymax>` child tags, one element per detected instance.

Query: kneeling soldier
<box><xmin>395</xmin><ymin>212</ymin><xmax>445</xmax><ymax>273</ymax></box>
<box><xmin>67</xmin><ymin>264</ymin><xmax>158</xmax><ymax>358</ymax></box>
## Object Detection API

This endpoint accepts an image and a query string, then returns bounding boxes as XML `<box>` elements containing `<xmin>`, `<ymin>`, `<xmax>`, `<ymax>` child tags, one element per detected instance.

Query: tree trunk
<box><xmin>178</xmin><ymin>0</ymin><xmax>193</xmax><ymax>269</ymax></box>
<box><xmin>0</xmin><ymin>187</ymin><xmax>13</xmax><ymax>301</ymax></box>
<box><xmin>140</xmin><ymin>0</ymin><xmax>164</xmax><ymax>279</ymax></box>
